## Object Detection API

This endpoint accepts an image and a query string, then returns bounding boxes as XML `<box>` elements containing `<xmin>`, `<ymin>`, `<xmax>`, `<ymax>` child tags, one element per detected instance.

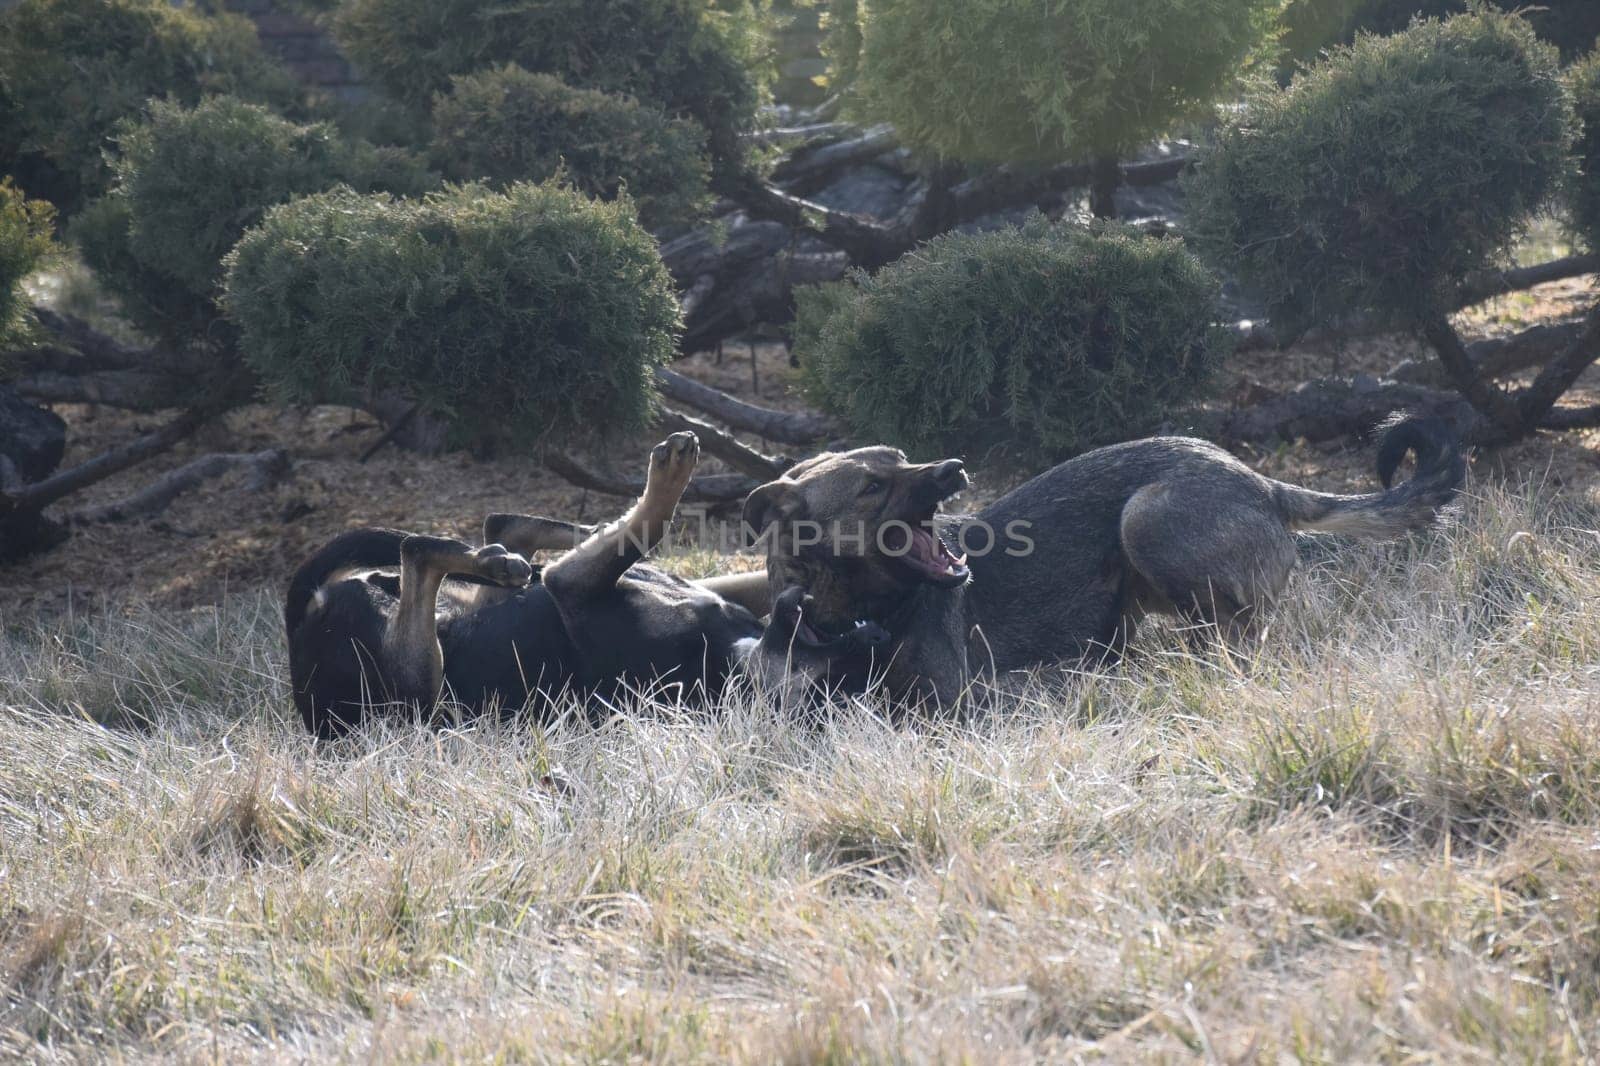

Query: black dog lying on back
<box><xmin>285</xmin><ymin>433</ymin><xmax>886</xmax><ymax>738</ymax></box>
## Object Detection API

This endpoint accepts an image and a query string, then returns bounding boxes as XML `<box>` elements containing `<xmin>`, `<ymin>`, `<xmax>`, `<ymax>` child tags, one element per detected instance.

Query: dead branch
<box><xmin>543</xmin><ymin>451</ymin><xmax>757</xmax><ymax>503</ymax></box>
<box><xmin>1197</xmin><ymin>376</ymin><xmax>1480</xmax><ymax>447</ymax></box>
<box><xmin>654</xmin><ymin>405</ymin><xmax>793</xmax><ymax>481</ymax></box>
<box><xmin>30</xmin><ymin>306</ymin><xmax>203</xmax><ymax>374</ymax></box>
<box><xmin>773</xmin><ymin>125</ymin><xmax>898</xmax><ymax>193</ymax></box>
<box><xmin>12</xmin><ymin>367</ymin><xmax>192</xmax><ymax>410</ymax></box>
<box><xmin>1508</xmin><ymin>303</ymin><xmax>1600</xmax><ymax>432</ymax></box>
<box><xmin>1420</xmin><ymin>316</ymin><xmax>1526</xmax><ymax>434</ymax></box>
<box><xmin>70</xmin><ymin>448</ymin><xmax>288</xmax><ymax>524</ymax></box>
<box><xmin>678</xmin><ymin>273</ymin><xmax>717</xmax><ymax>323</ymax></box>
<box><xmin>742</xmin><ymin>122</ymin><xmax>856</xmax><ymax>147</ymax></box>
<box><xmin>358</xmin><ymin>402</ymin><xmax>421</xmax><ymax>463</ymax></box>
<box><xmin>655</xmin><ymin>367</ymin><xmax>837</xmax><ymax>445</ymax></box>
<box><xmin>1385</xmin><ymin>320</ymin><xmax>1586</xmax><ymax>385</ymax></box>
<box><xmin>723</xmin><ymin>172</ymin><xmax>911</xmax><ymax>269</ymax></box>
<box><xmin>1</xmin><ymin>409</ymin><xmax>206</xmax><ymax>517</ymax></box>
<box><xmin>1539</xmin><ymin>402</ymin><xmax>1600</xmax><ymax>431</ymax></box>
<box><xmin>1454</xmin><ymin>254</ymin><xmax>1599</xmax><ymax>309</ymax></box>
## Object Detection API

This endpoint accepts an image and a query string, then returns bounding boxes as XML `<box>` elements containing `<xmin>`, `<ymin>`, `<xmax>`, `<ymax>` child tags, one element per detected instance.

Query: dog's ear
<box><xmin>742</xmin><ymin>481</ymin><xmax>805</xmax><ymax>547</ymax></box>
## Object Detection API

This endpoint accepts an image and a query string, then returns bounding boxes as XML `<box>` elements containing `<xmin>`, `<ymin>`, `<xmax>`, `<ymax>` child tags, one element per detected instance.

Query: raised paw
<box><xmin>645</xmin><ymin>430</ymin><xmax>699</xmax><ymax>500</ymax></box>
<box><xmin>473</xmin><ymin>544</ymin><xmax>533</xmax><ymax>588</ymax></box>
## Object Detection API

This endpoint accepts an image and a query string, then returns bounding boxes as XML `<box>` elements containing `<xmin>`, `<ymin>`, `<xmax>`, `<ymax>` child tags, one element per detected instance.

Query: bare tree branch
<box><xmin>70</xmin><ymin>448</ymin><xmax>288</xmax><ymax>524</ymax></box>
<box><xmin>1</xmin><ymin>409</ymin><xmax>206</xmax><ymax>516</ymax></box>
<box><xmin>1509</xmin><ymin>303</ymin><xmax>1600</xmax><ymax>431</ymax></box>
<box><xmin>1197</xmin><ymin>377</ymin><xmax>1481</xmax><ymax>447</ymax></box>
<box><xmin>1454</xmin><ymin>254</ymin><xmax>1600</xmax><ymax>309</ymax></box>
<box><xmin>1419</xmin><ymin>316</ymin><xmax>1526</xmax><ymax>434</ymax></box>
<box><xmin>12</xmin><ymin>367</ymin><xmax>191</xmax><ymax>410</ymax></box>
<box><xmin>1539</xmin><ymin>402</ymin><xmax>1600</xmax><ymax>431</ymax></box>
<box><xmin>1386</xmin><ymin>320</ymin><xmax>1587</xmax><ymax>385</ymax></box>
<box><xmin>773</xmin><ymin>125</ymin><xmax>898</xmax><ymax>192</ymax></box>
<box><xmin>543</xmin><ymin>451</ymin><xmax>756</xmax><ymax>503</ymax></box>
<box><xmin>654</xmin><ymin>406</ymin><xmax>793</xmax><ymax>481</ymax></box>
<box><xmin>655</xmin><ymin>367</ymin><xmax>837</xmax><ymax>444</ymax></box>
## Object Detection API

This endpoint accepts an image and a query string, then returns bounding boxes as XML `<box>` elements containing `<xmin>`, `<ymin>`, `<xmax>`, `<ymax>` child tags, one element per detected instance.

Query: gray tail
<box><xmin>1275</xmin><ymin>416</ymin><xmax>1466</xmax><ymax>538</ymax></box>
<box><xmin>284</xmin><ymin>528</ymin><xmax>411</xmax><ymax>636</ymax></box>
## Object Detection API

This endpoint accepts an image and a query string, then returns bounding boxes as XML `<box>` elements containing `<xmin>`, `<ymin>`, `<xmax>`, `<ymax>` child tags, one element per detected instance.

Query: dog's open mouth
<box><xmin>792</xmin><ymin>614</ymin><xmax>885</xmax><ymax>649</ymax></box>
<box><xmin>897</xmin><ymin>523</ymin><xmax>970</xmax><ymax>587</ymax></box>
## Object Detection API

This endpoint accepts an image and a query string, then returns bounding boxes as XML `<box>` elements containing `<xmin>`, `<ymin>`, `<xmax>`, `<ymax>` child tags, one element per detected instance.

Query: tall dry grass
<box><xmin>2</xmin><ymin>479</ymin><xmax>1599</xmax><ymax>1063</ymax></box>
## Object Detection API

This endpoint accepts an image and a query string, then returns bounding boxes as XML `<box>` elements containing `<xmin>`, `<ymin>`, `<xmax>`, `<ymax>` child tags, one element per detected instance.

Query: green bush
<box><xmin>72</xmin><ymin>96</ymin><xmax>436</xmax><ymax>349</ymax></box>
<box><xmin>1571</xmin><ymin>54</ymin><xmax>1600</xmax><ymax>252</ymax></box>
<box><xmin>795</xmin><ymin>219</ymin><xmax>1227</xmax><ymax>464</ymax></box>
<box><xmin>332</xmin><ymin>0</ymin><xmax>767</xmax><ymax>176</ymax></box>
<box><xmin>0</xmin><ymin>0</ymin><xmax>298</xmax><ymax>218</ymax></box>
<box><xmin>1283</xmin><ymin>1</ymin><xmax>1600</xmax><ymax>64</ymax></box>
<box><xmin>0</xmin><ymin>180</ymin><xmax>56</xmax><ymax>350</ymax></box>
<box><xmin>827</xmin><ymin>0</ymin><xmax>1280</xmax><ymax>166</ymax></box>
<box><xmin>1184</xmin><ymin>11</ymin><xmax>1569</xmax><ymax>338</ymax></box>
<box><xmin>430</xmin><ymin>65</ymin><xmax>710</xmax><ymax>230</ymax></box>
<box><xmin>222</xmin><ymin>182</ymin><xmax>680</xmax><ymax>449</ymax></box>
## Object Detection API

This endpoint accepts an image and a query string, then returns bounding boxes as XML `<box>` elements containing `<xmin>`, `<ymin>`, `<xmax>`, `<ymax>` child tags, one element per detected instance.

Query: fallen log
<box><xmin>13</xmin><ymin>366</ymin><xmax>191</xmax><ymax>411</ymax></box>
<box><xmin>655</xmin><ymin>367</ymin><xmax>838</xmax><ymax>445</ymax></box>
<box><xmin>773</xmin><ymin>125</ymin><xmax>898</xmax><ymax>193</ymax></box>
<box><xmin>70</xmin><ymin>448</ymin><xmax>288</xmax><ymax>524</ymax></box>
<box><xmin>1195</xmin><ymin>376</ymin><xmax>1479</xmax><ymax>446</ymax></box>
<box><xmin>0</xmin><ymin>408</ymin><xmax>207</xmax><ymax>517</ymax></box>
<box><xmin>1385</xmin><ymin>320</ymin><xmax>1586</xmax><ymax>385</ymax></box>
<box><xmin>1454</xmin><ymin>254</ymin><xmax>1599</xmax><ymax>309</ymax></box>
<box><xmin>654</xmin><ymin>406</ymin><xmax>793</xmax><ymax>482</ymax></box>
<box><xmin>543</xmin><ymin>451</ymin><xmax>757</xmax><ymax>503</ymax></box>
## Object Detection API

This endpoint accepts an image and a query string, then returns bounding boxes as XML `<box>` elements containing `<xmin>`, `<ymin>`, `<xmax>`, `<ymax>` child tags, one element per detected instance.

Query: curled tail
<box><xmin>1273</xmin><ymin>416</ymin><xmax>1466</xmax><ymax>538</ymax></box>
<box><xmin>284</xmin><ymin>528</ymin><xmax>411</xmax><ymax>637</ymax></box>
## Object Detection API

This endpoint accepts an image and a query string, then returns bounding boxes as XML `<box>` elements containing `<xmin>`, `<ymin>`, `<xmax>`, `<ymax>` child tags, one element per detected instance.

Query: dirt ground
<box><xmin>6</xmin><ymin>277</ymin><xmax>1600</xmax><ymax>618</ymax></box>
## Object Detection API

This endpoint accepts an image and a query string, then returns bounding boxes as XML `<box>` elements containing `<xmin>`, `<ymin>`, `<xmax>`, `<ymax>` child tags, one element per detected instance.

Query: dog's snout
<box><xmin>933</xmin><ymin>459</ymin><xmax>967</xmax><ymax>490</ymax></box>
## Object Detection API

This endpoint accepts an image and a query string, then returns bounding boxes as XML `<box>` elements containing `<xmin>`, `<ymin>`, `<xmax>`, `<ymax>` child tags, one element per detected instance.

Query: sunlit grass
<box><xmin>2</xmin><ymin>480</ymin><xmax>1599</xmax><ymax>1061</ymax></box>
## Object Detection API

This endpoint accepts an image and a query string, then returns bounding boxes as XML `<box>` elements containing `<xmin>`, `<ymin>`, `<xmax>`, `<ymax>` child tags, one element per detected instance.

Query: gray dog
<box><xmin>742</xmin><ymin>417</ymin><xmax>1464</xmax><ymax>705</ymax></box>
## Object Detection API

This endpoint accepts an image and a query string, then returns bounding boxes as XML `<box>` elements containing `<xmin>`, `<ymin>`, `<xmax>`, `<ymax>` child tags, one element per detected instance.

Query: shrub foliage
<box><xmin>1569</xmin><ymin>54</ymin><xmax>1600</xmax><ymax>252</ymax></box>
<box><xmin>73</xmin><ymin>97</ymin><xmax>435</xmax><ymax>349</ymax></box>
<box><xmin>0</xmin><ymin>179</ymin><xmax>55</xmax><ymax>350</ymax></box>
<box><xmin>0</xmin><ymin>0</ymin><xmax>297</xmax><ymax>218</ymax></box>
<box><xmin>430</xmin><ymin>65</ymin><xmax>710</xmax><ymax>230</ymax></box>
<box><xmin>1286</xmin><ymin>1</ymin><xmax>1600</xmax><ymax>63</ymax></box>
<box><xmin>223</xmin><ymin>183</ymin><xmax>680</xmax><ymax>448</ymax></box>
<box><xmin>332</xmin><ymin>0</ymin><xmax>766</xmax><ymax>175</ymax></box>
<box><xmin>1184</xmin><ymin>11</ymin><xmax>1569</xmax><ymax>337</ymax></box>
<box><xmin>796</xmin><ymin>219</ymin><xmax>1227</xmax><ymax>464</ymax></box>
<box><xmin>827</xmin><ymin>0</ymin><xmax>1280</xmax><ymax>165</ymax></box>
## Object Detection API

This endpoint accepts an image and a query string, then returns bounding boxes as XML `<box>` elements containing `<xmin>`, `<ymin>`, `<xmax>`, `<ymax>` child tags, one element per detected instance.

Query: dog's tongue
<box><xmin>909</xmin><ymin>527</ymin><xmax>967</xmax><ymax>578</ymax></box>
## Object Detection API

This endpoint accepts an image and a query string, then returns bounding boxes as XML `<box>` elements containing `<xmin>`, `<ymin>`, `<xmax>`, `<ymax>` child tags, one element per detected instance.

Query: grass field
<box><xmin>3</xmin><ymin>478</ymin><xmax>1600</xmax><ymax>1062</ymax></box>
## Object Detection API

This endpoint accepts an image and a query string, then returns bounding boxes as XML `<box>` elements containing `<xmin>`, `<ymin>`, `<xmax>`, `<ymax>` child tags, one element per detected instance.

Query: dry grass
<box><xmin>3</xmin><ymin>478</ymin><xmax>1600</xmax><ymax>1063</ymax></box>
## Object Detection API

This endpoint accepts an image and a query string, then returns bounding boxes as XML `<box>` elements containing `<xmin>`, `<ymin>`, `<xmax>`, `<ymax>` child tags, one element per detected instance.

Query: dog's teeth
<box><xmin>955</xmin><ymin>552</ymin><xmax>968</xmax><ymax>566</ymax></box>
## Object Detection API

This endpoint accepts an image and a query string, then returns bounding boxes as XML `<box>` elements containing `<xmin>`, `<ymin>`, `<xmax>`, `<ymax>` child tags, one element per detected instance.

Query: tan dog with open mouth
<box><xmin>743</xmin><ymin>417</ymin><xmax>1465</xmax><ymax>706</ymax></box>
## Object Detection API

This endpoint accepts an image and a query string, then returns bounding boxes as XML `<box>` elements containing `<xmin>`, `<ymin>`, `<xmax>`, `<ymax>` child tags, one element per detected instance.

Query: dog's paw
<box><xmin>646</xmin><ymin>431</ymin><xmax>699</xmax><ymax>497</ymax></box>
<box><xmin>474</xmin><ymin>544</ymin><xmax>533</xmax><ymax>587</ymax></box>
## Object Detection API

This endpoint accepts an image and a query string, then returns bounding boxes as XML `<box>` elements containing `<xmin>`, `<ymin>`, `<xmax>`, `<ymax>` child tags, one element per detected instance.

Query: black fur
<box><xmin>286</xmin><ymin>531</ymin><xmax>765</xmax><ymax>738</ymax></box>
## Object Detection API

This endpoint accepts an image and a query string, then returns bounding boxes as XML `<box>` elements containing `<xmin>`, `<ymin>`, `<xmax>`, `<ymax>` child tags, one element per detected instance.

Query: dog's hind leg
<box><xmin>482</xmin><ymin>514</ymin><xmax>598</xmax><ymax>556</ymax></box>
<box><xmin>384</xmin><ymin>536</ymin><xmax>532</xmax><ymax>709</ymax></box>
<box><xmin>542</xmin><ymin>432</ymin><xmax>699</xmax><ymax>604</ymax></box>
<box><xmin>1119</xmin><ymin>482</ymin><xmax>1297</xmax><ymax>646</ymax></box>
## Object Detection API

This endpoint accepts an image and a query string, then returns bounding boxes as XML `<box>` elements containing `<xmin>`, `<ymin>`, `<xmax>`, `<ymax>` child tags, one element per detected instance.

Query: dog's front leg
<box><xmin>542</xmin><ymin>432</ymin><xmax>699</xmax><ymax>608</ymax></box>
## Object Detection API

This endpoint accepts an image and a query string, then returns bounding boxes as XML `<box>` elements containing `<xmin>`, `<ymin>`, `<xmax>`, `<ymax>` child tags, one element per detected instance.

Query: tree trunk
<box><xmin>1088</xmin><ymin>156</ymin><xmax>1121</xmax><ymax>220</ymax></box>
